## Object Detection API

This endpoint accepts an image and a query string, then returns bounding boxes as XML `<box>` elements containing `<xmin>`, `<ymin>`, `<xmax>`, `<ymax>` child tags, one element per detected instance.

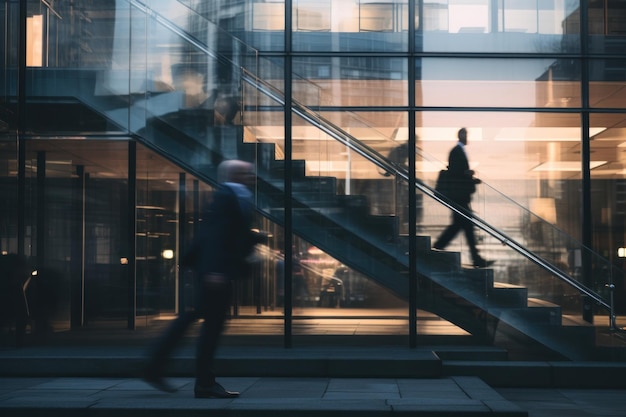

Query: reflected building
<box><xmin>1</xmin><ymin>1</ymin><xmax>626</xmax><ymax>359</ymax></box>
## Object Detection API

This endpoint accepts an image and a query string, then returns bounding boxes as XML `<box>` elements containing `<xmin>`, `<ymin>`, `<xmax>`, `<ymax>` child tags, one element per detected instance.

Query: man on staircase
<box><xmin>433</xmin><ymin>128</ymin><xmax>494</xmax><ymax>268</ymax></box>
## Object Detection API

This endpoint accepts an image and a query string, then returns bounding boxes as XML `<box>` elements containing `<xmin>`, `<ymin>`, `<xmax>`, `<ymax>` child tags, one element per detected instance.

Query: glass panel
<box><xmin>24</xmin><ymin>1</ymin><xmax>126</xmax><ymax>135</ymax></box>
<box><xmin>420</xmin><ymin>0</ymin><xmax>580</xmax><ymax>53</ymax></box>
<box><xmin>120</xmin><ymin>0</ymin><xmax>261</xmax><ymax>174</ymax></box>
<box><xmin>83</xmin><ymin>142</ymin><xmax>128</xmax><ymax>326</ymax></box>
<box><xmin>0</xmin><ymin>135</ymin><xmax>17</xmax><ymax>255</ymax></box>
<box><xmin>417</xmin><ymin>57</ymin><xmax>581</xmax><ymax>108</ymax></box>
<box><xmin>293</xmin><ymin>0</ymin><xmax>408</xmax><ymax>52</ymax></box>
<box><xmin>418</xmin><ymin>111</ymin><xmax>585</xmax><ymax>236</ymax></box>
<box><xmin>590</xmin><ymin>59</ymin><xmax>626</xmax><ymax>108</ymax></box>
<box><xmin>413</xmin><ymin>112</ymin><xmax>614</xmax><ymax>318</ymax></box>
<box><xmin>590</xmin><ymin>112</ymin><xmax>626</xmax><ymax>318</ymax></box>
<box><xmin>588</xmin><ymin>0</ymin><xmax>626</xmax><ymax>54</ymax></box>
<box><xmin>135</xmin><ymin>147</ymin><xmax>181</xmax><ymax>325</ymax></box>
<box><xmin>0</xmin><ymin>135</ymin><xmax>23</xmax><ymax>345</ymax></box>
<box><xmin>288</xmin><ymin>110</ymin><xmax>409</xmax><ymax>338</ymax></box>
<box><xmin>19</xmin><ymin>140</ymin><xmax>132</xmax><ymax>335</ymax></box>
<box><xmin>231</xmin><ymin>80</ymin><xmax>285</xmax><ymax>336</ymax></box>
<box><xmin>293</xmin><ymin>56</ymin><xmax>408</xmax><ymax>107</ymax></box>
<box><xmin>295</xmin><ymin>0</ymin><xmax>331</xmax><ymax>31</ymax></box>
<box><xmin>0</xmin><ymin>1</ymin><xmax>17</xmax><ymax>129</ymax></box>
<box><xmin>316</xmin><ymin>110</ymin><xmax>410</xmax><ymax>230</ymax></box>
<box><xmin>1</xmin><ymin>141</ymin><xmax>39</xmax><ymax>346</ymax></box>
<box><xmin>246</xmin><ymin>0</ymin><xmax>285</xmax><ymax>52</ymax></box>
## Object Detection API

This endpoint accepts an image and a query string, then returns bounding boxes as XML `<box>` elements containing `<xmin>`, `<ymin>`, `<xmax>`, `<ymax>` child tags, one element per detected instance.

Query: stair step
<box><xmin>488</xmin><ymin>285</ymin><xmax>528</xmax><ymax>308</ymax></box>
<box><xmin>398</xmin><ymin>234</ymin><xmax>432</xmax><ymax>252</ymax></box>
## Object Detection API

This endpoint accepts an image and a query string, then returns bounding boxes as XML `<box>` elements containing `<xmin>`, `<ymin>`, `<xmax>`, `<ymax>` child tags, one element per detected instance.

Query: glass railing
<box><xmin>116</xmin><ymin>0</ymin><xmax>625</xmax><ymax>330</ymax></box>
<box><xmin>244</xmin><ymin>68</ymin><xmax>622</xmax><ymax>331</ymax></box>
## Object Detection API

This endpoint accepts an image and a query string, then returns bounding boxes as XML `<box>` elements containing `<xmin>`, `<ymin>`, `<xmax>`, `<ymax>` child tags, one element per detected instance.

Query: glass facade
<box><xmin>1</xmin><ymin>0</ymin><xmax>626</xmax><ymax>357</ymax></box>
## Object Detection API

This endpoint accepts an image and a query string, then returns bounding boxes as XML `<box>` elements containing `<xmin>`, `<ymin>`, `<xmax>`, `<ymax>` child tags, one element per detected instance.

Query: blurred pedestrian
<box><xmin>143</xmin><ymin>160</ymin><xmax>264</xmax><ymax>398</ymax></box>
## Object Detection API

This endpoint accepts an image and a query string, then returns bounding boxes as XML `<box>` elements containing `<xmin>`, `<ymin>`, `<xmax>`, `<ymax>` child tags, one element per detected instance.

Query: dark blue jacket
<box><xmin>182</xmin><ymin>184</ymin><xmax>260</xmax><ymax>279</ymax></box>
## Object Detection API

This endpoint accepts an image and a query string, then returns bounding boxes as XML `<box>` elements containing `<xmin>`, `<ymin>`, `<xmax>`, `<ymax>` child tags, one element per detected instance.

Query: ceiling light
<box><xmin>395</xmin><ymin>127</ymin><xmax>483</xmax><ymax>141</ymax></box>
<box><xmin>496</xmin><ymin>127</ymin><xmax>606</xmax><ymax>142</ymax></box>
<box><xmin>531</xmin><ymin>161</ymin><xmax>607</xmax><ymax>172</ymax></box>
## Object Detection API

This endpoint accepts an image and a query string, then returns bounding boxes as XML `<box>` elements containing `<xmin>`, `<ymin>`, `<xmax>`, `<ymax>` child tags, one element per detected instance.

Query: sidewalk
<box><xmin>2</xmin><ymin>343</ymin><xmax>626</xmax><ymax>417</ymax></box>
<box><xmin>0</xmin><ymin>375</ymin><xmax>526</xmax><ymax>417</ymax></box>
<box><xmin>2</xmin><ymin>375</ymin><xmax>626</xmax><ymax>417</ymax></box>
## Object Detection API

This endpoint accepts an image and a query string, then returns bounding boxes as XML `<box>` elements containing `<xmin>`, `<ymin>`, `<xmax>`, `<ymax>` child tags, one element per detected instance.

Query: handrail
<box><xmin>241</xmin><ymin>67</ymin><xmax>612</xmax><ymax>312</ymax></box>
<box><xmin>128</xmin><ymin>0</ymin><xmax>221</xmax><ymax>62</ymax></box>
<box><xmin>128</xmin><ymin>0</ymin><xmax>618</xmax><ymax>326</ymax></box>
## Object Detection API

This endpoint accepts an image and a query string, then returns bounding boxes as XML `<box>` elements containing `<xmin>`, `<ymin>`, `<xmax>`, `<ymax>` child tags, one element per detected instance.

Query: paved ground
<box><xmin>496</xmin><ymin>387</ymin><xmax>626</xmax><ymax>417</ymax></box>
<box><xmin>0</xmin><ymin>375</ymin><xmax>524</xmax><ymax>417</ymax></box>
<box><xmin>1</xmin><ymin>376</ymin><xmax>626</xmax><ymax>417</ymax></box>
<box><xmin>1</xmin><ymin>325</ymin><xmax>626</xmax><ymax>417</ymax></box>
<box><xmin>0</xmin><ymin>377</ymin><xmax>526</xmax><ymax>417</ymax></box>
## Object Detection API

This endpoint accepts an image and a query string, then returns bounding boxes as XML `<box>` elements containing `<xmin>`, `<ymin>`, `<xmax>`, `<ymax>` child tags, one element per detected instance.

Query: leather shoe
<box><xmin>141</xmin><ymin>368</ymin><xmax>178</xmax><ymax>393</ymax></box>
<box><xmin>195</xmin><ymin>382</ymin><xmax>240</xmax><ymax>399</ymax></box>
<box><xmin>473</xmin><ymin>258</ymin><xmax>495</xmax><ymax>268</ymax></box>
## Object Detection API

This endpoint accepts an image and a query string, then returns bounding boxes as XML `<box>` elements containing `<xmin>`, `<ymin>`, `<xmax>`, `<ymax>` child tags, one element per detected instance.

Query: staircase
<box><xmin>3</xmin><ymin>0</ymin><xmax>625</xmax><ymax>362</ymax></box>
<box><xmin>140</xmin><ymin>109</ymin><xmax>605</xmax><ymax>360</ymax></box>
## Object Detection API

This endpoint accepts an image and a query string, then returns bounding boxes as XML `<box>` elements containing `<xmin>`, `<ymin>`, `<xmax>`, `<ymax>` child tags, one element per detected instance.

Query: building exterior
<box><xmin>1</xmin><ymin>0</ymin><xmax>625</xmax><ymax>358</ymax></box>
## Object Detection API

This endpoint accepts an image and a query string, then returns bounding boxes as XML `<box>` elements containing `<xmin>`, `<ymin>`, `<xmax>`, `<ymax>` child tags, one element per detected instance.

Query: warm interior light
<box><xmin>529</xmin><ymin>198</ymin><xmax>557</xmax><ymax>223</ymax></box>
<box><xmin>120</xmin><ymin>257</ymin><xmax>129</xmax><ymax>265</ymax></box>
<box><xmin>618</xmin><ymin>248</ymin><xmax>626</xmax><ymax>258</ymax></box>
<box><xmin>495</xmin><ymin>127</ymin><xmax>606</xmax><ymax>141</ymax></box>
<box><xmin>532</xmin><ymin>161</ymin><xmax>607</xmax><ymax>172</ymax></box>
<box><xmin>162</xmin><ymin>249</ymin><xmax>174</xmax><ymax>260</ymax></box>
<box><xmin>26</xmin><ymin>15</ymin><xmax>43</xmax><ymax>67</ymax></box>
<box><xmin>252</xmin><ymin>3</ymin><xmax>285</xmax><ymax>30</ymax></box>
<box><xmin>395</xmin><ymin>127</ymin><xmax>484</xmax><ymax>142</ymax></box>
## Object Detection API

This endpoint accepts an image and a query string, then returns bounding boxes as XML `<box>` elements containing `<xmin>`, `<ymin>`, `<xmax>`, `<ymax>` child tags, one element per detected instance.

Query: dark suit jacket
<box><xmin>447</xmin><ymin>143</ymin><xmax>474</xmax><ymax>204</ymax></box>
<box><xmin>183</xmin><ymin>184</ymin><xmax>261</xmax><ymax>279</ymax></box>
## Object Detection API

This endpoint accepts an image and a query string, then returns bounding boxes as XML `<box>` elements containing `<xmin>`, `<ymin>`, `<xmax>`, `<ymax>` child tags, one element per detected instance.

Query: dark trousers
<box><xmin>434</xmin><ymin>202</ymin><xmax>480</xmax><ymax>262</ymax></box>
<box><xmin>147</xmin><ymin>277</ymin><xmax>232</xmax><ymax>387</ymax></box>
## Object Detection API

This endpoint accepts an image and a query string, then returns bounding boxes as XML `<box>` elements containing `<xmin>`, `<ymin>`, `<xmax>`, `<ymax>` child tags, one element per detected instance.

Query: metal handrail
<box><xmin>130</xmin><ymin>0</ymin><xmax>619</xmax><ymax>329</ymax></box>
<box><xmin>241</xmin><ymin>68</ymin><xmax>613</xmax><ymax>314</ymax></box>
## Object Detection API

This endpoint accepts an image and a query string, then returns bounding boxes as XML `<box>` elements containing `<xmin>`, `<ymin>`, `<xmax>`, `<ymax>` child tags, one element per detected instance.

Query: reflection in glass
<box><xmin>417</xmin><ymin>58</ymin><xmax>581</xmax><ymax>108</ymax></box>
<box><xmin>421</xmin><ymin>0</ymin><xmax>580</xmax><ymax>53</ymax></box>
<box><xmin>590</xmin><ymin>59</ymin><xmax>626</xmax><ymax>108</ymax></box>
<box><xmin>293</xmin><ymin>57</ymin><xmax>408</xmax><ymax>107</ymax></box>
<box><xmin>292</xmin><ymin>0</ymin><xmax>408</xmax><ymax>52</ymax></box>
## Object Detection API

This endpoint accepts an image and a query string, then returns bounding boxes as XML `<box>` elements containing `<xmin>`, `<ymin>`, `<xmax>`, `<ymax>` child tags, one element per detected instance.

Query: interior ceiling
<box><xmin>17</xmin><ymin>79</ymin><xmax>626</xmax><ymax>184</ymax></box>
<box><xmin>23</xmin><ymin>140</ymin><xmax>187</xmax><ymax>190</ymax></box>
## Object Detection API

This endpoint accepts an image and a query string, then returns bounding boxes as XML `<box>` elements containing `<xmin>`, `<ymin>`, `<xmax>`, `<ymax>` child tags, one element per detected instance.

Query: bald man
<box><xmin>144</xmin><ymin>160</ymin><xmax>263</xmax><ymax>398</ymax></box>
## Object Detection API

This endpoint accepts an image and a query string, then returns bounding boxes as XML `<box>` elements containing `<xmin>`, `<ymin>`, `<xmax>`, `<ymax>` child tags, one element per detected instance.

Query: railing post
<box><xmin>606</xmin><ymin>282</ymin><xmax>617</xmax><ymax>331</ymax></box>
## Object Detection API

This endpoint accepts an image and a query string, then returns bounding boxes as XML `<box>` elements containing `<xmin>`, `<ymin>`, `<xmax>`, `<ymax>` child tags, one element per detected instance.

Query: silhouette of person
<box><xmin>380</xmin><ymin>142</ymin><xmax>423</xmax><ymax>230</ymax></box>
<box><xmin>143</xmin><ymin>160</ymin><xmax>265</xmax><ymax>398</ymax></box>
<box><xmin>214</xmin><ymin>96</ymin><xmax>240</xmax><ymax>126</ymax></box>
<box><xmin>381</xmin><ymin>142</ymin><xmax>409</xmax><ymax>177</ymax></box>
<box><xmin>433</xmin><ymin>128</ymin><xmax>493</xmax><ymax>268</ymax></box>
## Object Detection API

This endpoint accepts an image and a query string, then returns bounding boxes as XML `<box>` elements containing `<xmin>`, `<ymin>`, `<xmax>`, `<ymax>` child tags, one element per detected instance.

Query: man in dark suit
<box><xmin>433</xmin><ymin>128</ymin><xmax>493</xmax><ymax>268</ymax></box>
<box><xmin>143</xmin><ymin>159</ymin><xmax>263</xmax><ymax>398</ymax></box>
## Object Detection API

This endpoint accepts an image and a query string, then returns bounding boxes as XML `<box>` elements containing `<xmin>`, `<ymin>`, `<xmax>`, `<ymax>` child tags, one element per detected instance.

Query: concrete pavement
<box><xmin>0</xmin><ymin>375</ymin><xmax>526</xmax><ymax>417</ymax></box>
<box><xmin>2</xmin><ymin>375</ymin><xmax>626</xmax><ymax>417</ymax></box>
<box><xmin>2</xmin><ymin>343</ymin><xmax>626</xmax><ymax>416</ymax></box>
